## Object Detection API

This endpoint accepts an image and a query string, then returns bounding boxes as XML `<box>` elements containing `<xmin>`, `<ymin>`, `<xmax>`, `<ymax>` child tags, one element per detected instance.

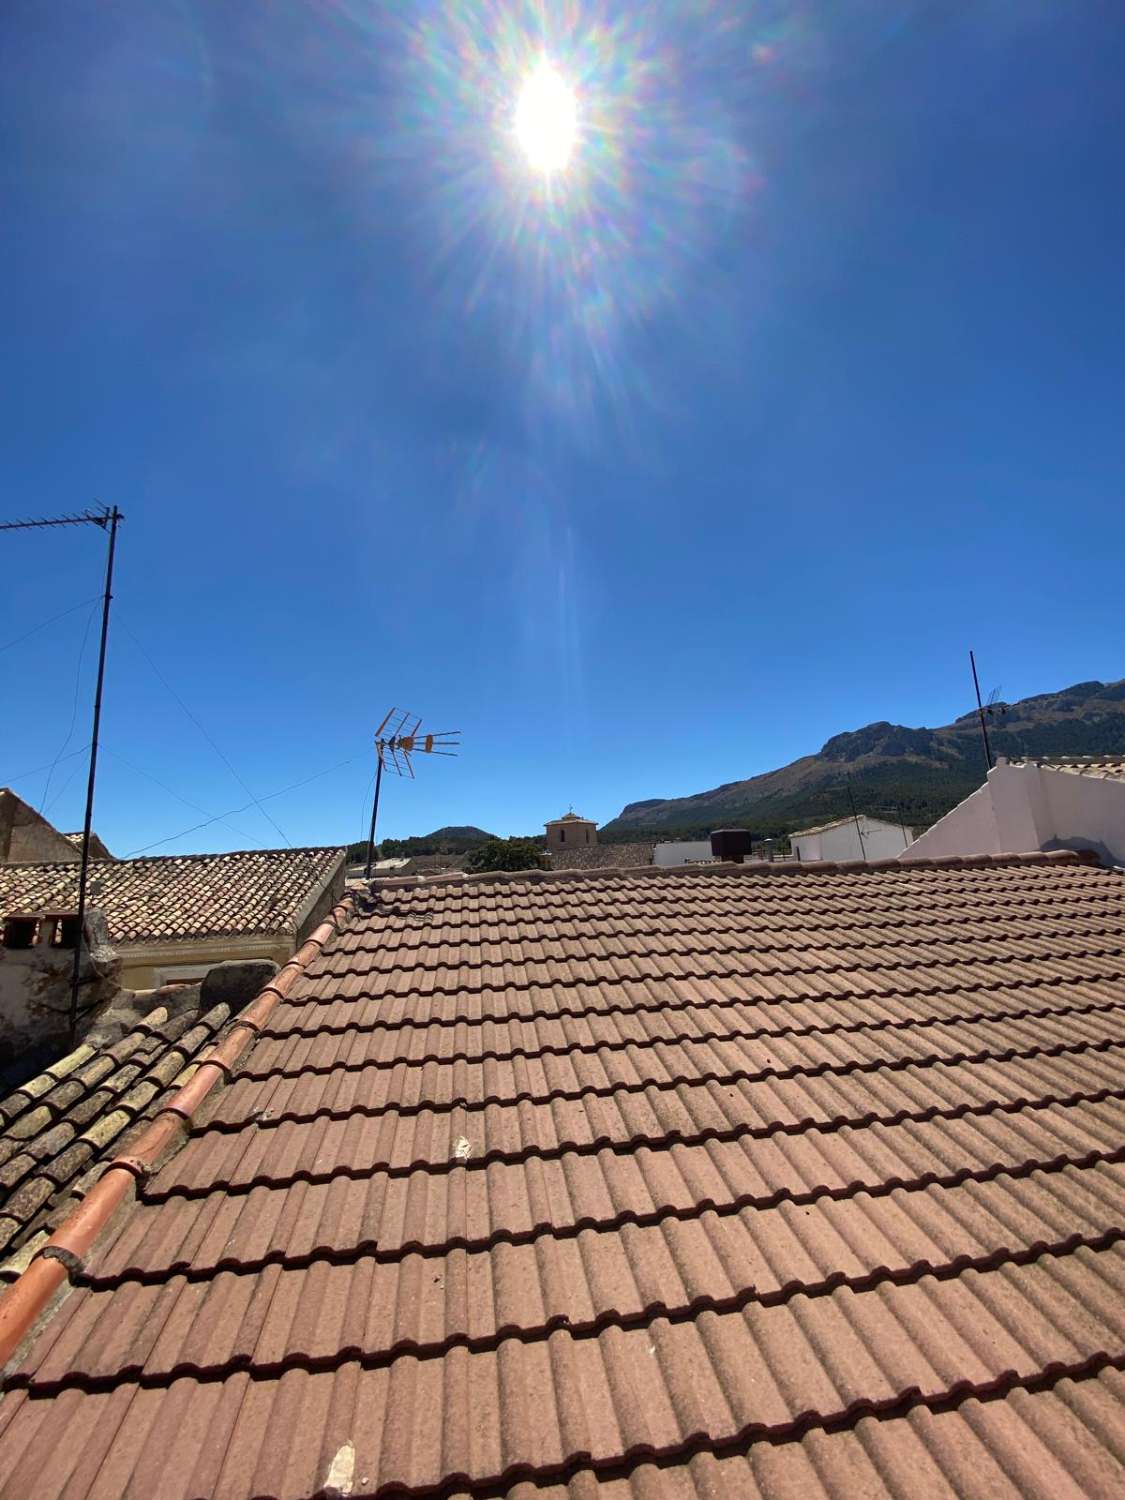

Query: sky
<box><xmin>2</xmin><ymin>0</ymin><xmax>1124</xmax><ymax>856</ymax></box>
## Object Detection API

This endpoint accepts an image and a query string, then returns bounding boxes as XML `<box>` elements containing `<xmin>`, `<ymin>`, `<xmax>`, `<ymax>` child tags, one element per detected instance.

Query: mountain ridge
<box><xmin>601</xmin><ymin>677</ymin><xmax>1125</xmax><ymax>840</ymax></box>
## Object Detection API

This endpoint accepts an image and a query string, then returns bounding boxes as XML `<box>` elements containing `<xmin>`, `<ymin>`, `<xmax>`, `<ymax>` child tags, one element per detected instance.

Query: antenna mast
<box><xmin>969</xmin><ymin>649</ymin><xmax>993</xmax><ymax>775</ymax></box>
<box><xmin>364</xmin><ymin>709</ymin><xmax>461</xmax><ymax>878</ymax></box>
<box><xmin>1</xmin><ymin>506</ymin><xmax>123</xmax><ymax>1038</ymax></box>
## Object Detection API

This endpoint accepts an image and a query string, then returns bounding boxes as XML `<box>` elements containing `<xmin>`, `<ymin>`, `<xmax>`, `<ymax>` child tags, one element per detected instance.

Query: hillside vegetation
<box><xmin>345</xmin><ymin>825</ymin><xmax>497</xmax><ymax>863</ymax></box>
<box><xmin>600</xmin><ymin>678</ymin><xmax>1125</xmax><ymax>841</ymax></box>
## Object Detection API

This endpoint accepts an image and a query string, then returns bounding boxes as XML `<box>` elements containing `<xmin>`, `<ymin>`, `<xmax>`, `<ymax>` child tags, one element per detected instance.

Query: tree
<box><xmin>464</xmin><ymin>838</ymin><xmax>543</xmax><ymax>873</ymax></box>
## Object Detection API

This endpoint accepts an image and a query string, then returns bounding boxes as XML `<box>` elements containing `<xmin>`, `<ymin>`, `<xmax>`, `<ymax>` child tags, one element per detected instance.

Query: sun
<box><xmin>514</xmin><ymin>59</ymin><xmax>578</xmax><ymax>175</ymax></box>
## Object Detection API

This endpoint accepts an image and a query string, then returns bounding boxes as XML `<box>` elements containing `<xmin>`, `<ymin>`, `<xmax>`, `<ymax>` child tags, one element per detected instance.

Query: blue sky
<box><xmin>2</xmin><ymin>0</ymin><xmax>1123</xmax><ymax>855</ymax></box>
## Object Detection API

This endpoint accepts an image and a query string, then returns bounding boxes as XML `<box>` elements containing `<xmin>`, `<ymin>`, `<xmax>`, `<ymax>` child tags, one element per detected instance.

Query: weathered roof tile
<box><xmin>0</xmin><ymin>846</ymin><xmax>342</xmax><ymax>946</ymax></box>
<box><xmin>0</xmin><ymin>855</ymin><xmax>1123</xmax><ymax>1496</ymax></box>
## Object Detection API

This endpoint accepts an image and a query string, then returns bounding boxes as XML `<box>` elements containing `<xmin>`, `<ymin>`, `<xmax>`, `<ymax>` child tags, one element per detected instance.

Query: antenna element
<box><xmin>364</xmin><ymin>710</ymin><xmax>461</xmax><ymax>877</ymax></box>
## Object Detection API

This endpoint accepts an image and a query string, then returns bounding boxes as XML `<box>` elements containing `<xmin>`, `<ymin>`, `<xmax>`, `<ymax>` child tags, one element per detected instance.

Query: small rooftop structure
<box><xmin>792</xmin><ymin>812</ymin><xmax>914</xmax><ymax>862</ymax></box>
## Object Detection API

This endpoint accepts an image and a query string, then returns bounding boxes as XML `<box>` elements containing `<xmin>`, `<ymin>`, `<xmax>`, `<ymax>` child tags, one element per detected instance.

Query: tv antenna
<box><xmin>364</xmin><ymin>709</ymin><xmax>461</xmax><ymax>877</ymax></box>
<box><xmin>984</xmin><ymin>684</ymin><xmax>1008</xmax><ymax>723</ymax></box>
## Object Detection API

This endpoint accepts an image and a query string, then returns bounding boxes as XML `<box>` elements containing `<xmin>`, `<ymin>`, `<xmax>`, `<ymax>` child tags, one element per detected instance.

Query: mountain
<box><xmin>601</xmin><ymin>678</ymin><xmax>1125</xmax><ymax>841</ymax></box>
<box><xmin>379</xmin><ymin>825</ymin><xmax>498</xmax><ymax>856</ymax></box>
<box><xmin>346</xmin><ymin>825</ymin><xmax>498</xmax><ymax>862</ymax></box>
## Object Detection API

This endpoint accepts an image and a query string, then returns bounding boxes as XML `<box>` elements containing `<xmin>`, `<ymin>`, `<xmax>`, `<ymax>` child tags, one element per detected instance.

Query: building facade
<box><xmin>791</xmin><ymin>814</ymin><xmax>914</xmax><ymax>863</ymax></box>
<box><xmin>544</xmin><ymin>812</ymin><xmax>598</xmax><ymax>854</ymax></box>
<box><xmin>0</xmin><ymin>789</ymin><xmax>112</xmax><ymax>865</ymax></box>
<box><xmin>0</xmin><ymin>846</ymin><xmax>345</xmax><ymax>990</ymax></box>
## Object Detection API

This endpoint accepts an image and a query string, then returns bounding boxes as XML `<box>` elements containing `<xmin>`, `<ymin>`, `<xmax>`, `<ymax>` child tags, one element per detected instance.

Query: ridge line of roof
<box><xmin>0</xmin><ymin>845</ymin><xmax>343</xmax><ymax>873</ymax></box>
<box><xmin>0</xmin><ymin>892</ymin><xmax>358</xmax><ymax>1371</ymax></box>
<box><xmin>368</xmin><ymin>849</ymin><xmax>1105</xmax><ymax>891</ymax></box>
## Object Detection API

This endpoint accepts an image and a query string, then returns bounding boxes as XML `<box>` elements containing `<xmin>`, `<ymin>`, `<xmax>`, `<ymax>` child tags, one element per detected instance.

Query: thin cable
<box><xmin>1</xmin><ymin>745</ymin><xmax>91</xmax><ymax>789</ymax></box>
<box><xmin>39</xmin><ymin>601</ymin><xmax>100</xmax><ymax>812</ymax></box>
<box><xmin>104</xmin><ymin>746</ymin><xmax>266</xmax><ymax>850</ymax></box>
<box><xmin>0</xmin><ymin>596</ymin><xmax>101</xmax><ymax>656</ymax></box>
<box><xmin>42</xmin><ymin>756</ymin><xmax>88</xmax><ymax>819</ymax></box>
<box><xmin>118</xmin><ymin>618</ymin><xmax>294</xmax><ymax>848</ymax></box>
<box><xmin>122</xmin><ymin>753</ymin><xmax>364</xmax><ymax>856</ymax></box>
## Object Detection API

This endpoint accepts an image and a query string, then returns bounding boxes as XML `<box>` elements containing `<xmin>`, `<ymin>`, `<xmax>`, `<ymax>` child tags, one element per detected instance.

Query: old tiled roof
<box><xmin>0</xmin><ymin>995</ymin><xmax>233</xmax><ymax>1276</ymax></box>
<box><xmin>60</xmin><ymin>832</ymin><xmax>114</xmax><ymax>861</ymax></box>
<box><xmin>1018</xmin><ymin>756</ymin><xmax>1125</xmax><ymax>781</ymax></box>
<box><xmin>789</xmin><ymin>814</ymin><xmax>908</xmax><ymax>838</ymax></box>
<box><xmin>789</xmin><ymin>815</ymin><xmax>856</xmax><ymax>836</ymax></box>
<box><xmin>0</xmin><ymin>852</ymin><xmax>1124</xmax><ymax>1496</ymax></box>
<box><xmin>548</xmin><ymin>840</ymin><xmax>654</xmax><ymax>870</ymax></box>
<box><xmin>0</xmin><ymin>847</ymin><xmax>342</xmax><ymax>946</ymax></box>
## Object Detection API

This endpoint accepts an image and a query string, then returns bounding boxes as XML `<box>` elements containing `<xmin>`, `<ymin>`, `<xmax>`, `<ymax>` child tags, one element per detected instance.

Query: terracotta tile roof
<box><xmin>0</xmin><ymin>847</ymin><xmax>343</xmax><ymax>947</ymax></box>
<box><xmin>0</xmin><ymin>852</ymin><xmax>1124</xmax><ymax>1497</ymax></box>
<box><xmin>549</xmin><ymin>840</ymin><xmax>654</xmax><ymax>870</ymax></box>
<box><xmin>0</xmin><ymin>995</ymin><xmax>234</xmax><ymax>1274</ymax></box>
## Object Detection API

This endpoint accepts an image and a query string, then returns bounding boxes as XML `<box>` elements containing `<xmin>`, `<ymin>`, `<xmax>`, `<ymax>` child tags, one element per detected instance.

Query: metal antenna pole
<box><xmin>969</xmin><ymin>648</ymin><xmax>993</xmax><ymax>775</ymax></box>
<box><xmin>364</xmin><ymin>751</ymin><xmax>385</xmax><ymax>879</ymax></box>
<box><xmin>0</xmin><ymin>504</ymin><xmax>124</xmax><ymax>1036</ymax></box>
<box><xmin>69</xmin><ymin>507</ymin><xmax>122</xmax><ymax>1036</ymax></box>
<box><xmin>845</xmin><ymin>777</ymin><xmax>867</xmax><ymax>862</ymax></box>
<box><xmin>362</xmin><ymin>708</ymin><xmax>460</xmax><ymax>879</ymax></box>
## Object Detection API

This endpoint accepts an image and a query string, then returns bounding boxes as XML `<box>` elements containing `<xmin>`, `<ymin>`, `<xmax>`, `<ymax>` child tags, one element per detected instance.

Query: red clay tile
<box><xmin>1</xmin><ymin>856</ymin><xmax>1124</xmax><ymax>1498</ymax></box>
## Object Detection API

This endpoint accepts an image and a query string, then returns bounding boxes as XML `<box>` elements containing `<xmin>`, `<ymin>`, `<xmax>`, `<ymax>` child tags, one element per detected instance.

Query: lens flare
<box><xmin>514</xmin><ymin>59</ymin><xmax>577</xmax><ymax>174</ymax></box>
<box><xmin>380</xmin><ymin>0</ymin><xmax>761</xmax><ymax>424</ymax></box>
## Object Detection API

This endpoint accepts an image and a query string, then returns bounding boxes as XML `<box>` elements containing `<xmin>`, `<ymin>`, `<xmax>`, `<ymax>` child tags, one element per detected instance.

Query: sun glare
<box><xmin>514</xmin><ymin>60</ymin><xmax>577</xmax><ymax>174</ymax></box>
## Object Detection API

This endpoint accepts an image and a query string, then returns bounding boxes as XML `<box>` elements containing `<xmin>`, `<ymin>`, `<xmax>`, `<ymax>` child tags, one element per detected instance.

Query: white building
<box><xmin>903</xmin><ymin>756</ymin><xmax>1125</xmax><ymax>865</ymax></box>
<box><xmin>653</xmin><ymin>840</ymin><xmax>718</xmax><ymax>868</ymax></box>
<box><xmin>791</xmin><ymin>814</ymin><xmax>914</xmax><ymax>863</ymax></box>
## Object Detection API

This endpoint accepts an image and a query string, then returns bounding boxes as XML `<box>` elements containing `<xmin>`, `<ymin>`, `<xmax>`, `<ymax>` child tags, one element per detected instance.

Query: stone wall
<box><xmin>544</xmin><ymin>819</ymin><xmax>598</xmax><ymax>852</ymax></box>
<box><xmin>0</xmin><ymin>911</ymin><xmax>120</xmax><ymax>1059</ymax></box>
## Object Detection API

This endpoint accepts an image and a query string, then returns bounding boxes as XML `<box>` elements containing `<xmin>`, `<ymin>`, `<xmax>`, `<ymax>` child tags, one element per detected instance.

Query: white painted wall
<box><xmin>902</xmin><ymin>784</ymin><xmax>1002</xmax><ymax>860</ymax></box>
<box><xmin>903</xmin><ymin>762</ymin><xmax>1125</xmax><ymax>865</ymax></box>
<box><xmin>1038</xmin><ymin>766</ymin><xmax>1125</xmax><ymax>864</ymax></box>
<box><xmin>794</xmin><ymin>816</ymin><xmax>913</xmax><ymax>863</ymax></box>
<box><xmin>653</xmin><ymin>840</ymin><xmax>718</xmax><ymax>867</ymax></box>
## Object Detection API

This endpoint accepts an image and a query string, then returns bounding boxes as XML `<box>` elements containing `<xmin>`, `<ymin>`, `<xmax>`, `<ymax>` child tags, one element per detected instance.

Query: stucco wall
<box><xmin>117</xmin><ymin>933</ymin><xmax>296</xmax><ymax>991</ymax></box>
<box><xmin>797</xmin><ymin>818</ymin><xmax>913</xmax><ymax>863</ymax></box>
<box><xmin>903</xmin><ymin>784</ymin><xmax>1002</xmax><ymax>860</ymax></box>
<box><xmin>1039</xmin><ymin>766</ymin><xmax>1125</xmax><ymax>865</ymax></box>
<box><xmin>0</xmin><ymin>792</ymin><xmax>80</xmax><ymax>865</ymax></box>
<box><xmin>653</xmin><ymin>841</ymin><xmax>717</xmax><ymax>867</ymax></box>
<box><xmin>904</xmin><ymin>763</ymin><xmax>1125</xmax><ymax>865</ymax></box>
<box><xmin>792</xmin><ymin>832</ymin><xmax>824</xmax><ymax>861</ymax></box>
